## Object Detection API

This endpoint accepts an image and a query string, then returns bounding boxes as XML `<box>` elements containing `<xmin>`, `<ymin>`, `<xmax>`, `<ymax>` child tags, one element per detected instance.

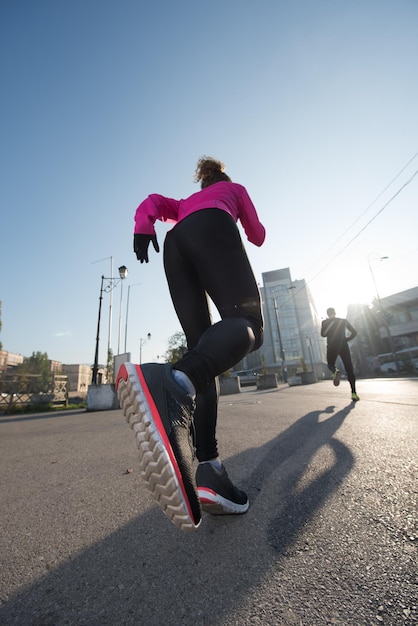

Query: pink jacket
<box><xmin>134</xmin><ymin>181</ymin><xmax>266</xmax><ymax>246</ymax></box>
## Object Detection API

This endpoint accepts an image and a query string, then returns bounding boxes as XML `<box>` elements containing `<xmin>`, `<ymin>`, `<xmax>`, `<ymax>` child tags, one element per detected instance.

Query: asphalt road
<box><xmin>0</xmin><ymin>378</ymin><xmax>416</xmax><ymax>626</ymax></box>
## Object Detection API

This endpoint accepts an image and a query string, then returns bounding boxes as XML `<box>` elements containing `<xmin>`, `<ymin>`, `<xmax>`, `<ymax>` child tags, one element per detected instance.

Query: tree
<box><xmin>14</xmin><ymin>352</ymin><xmax>51</xmax><ymax>393</ymax></box>
<box><xmin>106</xmin><ymin>348</ymin><xmax>114</xmax><ymax>382</ymax></box>
<box><xmin>164</xmin><ymin>331</ymin><xmax>187</xmax><ymax>363</ymax></box>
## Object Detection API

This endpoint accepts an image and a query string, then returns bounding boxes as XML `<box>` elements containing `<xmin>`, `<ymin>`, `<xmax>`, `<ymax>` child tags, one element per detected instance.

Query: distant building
<box><xmin>62</xmin><ymin>364</ymin><xmax>93</xmax><ymax>393</ymax></box>
<box><xmin>349</xmin><ymin>286</ymin><xmax>418</xmax><ymax>375</ymax></box>
<box><xmin>0</xmin><ymin>350</ymin><xmax>24</xmax><ymax>377</ymax></box>
<box><xmin>0</xmin><ymin>350</ymin><xmax>108</xmax><ymax>393</ymax></box>
<box><xmin>1</xmin><ymin>353</ymin><xmax>63</xmax><ymax>376</ymax></box>
<box><xmin>236</xmin><ymin>267</ymin><xmax>327</xmax><ymax>379</ymax></box>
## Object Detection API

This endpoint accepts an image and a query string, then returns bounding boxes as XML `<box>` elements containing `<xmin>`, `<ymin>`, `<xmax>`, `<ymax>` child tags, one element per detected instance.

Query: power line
<box><xmin>285</xmin><ymin>159</ymin><xmax>418</xmax><ymax>307</ymax></box>
<box><xmin>307</xmin><ymin>152</ymin><xmax>418</xmax><ymax>274</ymax></box>
<box><xmin>328</xmin><ymin>152</ymin><xmax>418</xmax><ymax>251</ymax></box>
<box><xmin>307</xmin><ymin>166</ymin><xmax>418</xmax><ymax>286</ymax></box>
<box><xmin>339</xmin><ymin>168</ymin><xmax>418</xmax><ymax>250</ymax></box>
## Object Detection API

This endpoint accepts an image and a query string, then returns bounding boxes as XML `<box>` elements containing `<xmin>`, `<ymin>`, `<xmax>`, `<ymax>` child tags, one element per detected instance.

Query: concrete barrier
<box><xmin>301</xmin><ymin>371</ymin><xmax>316</xmax><ymax>384</ymax></box>
<box><xmin>219</xmin><ymin>377</ymin><xmax>241</xmax><ymax>395</ymax></box>
<box><xmin>86</xmin><ymin>384</ymin><xmax>120</xmax><ymax>411</ymax></box>
<box><xmin>256</xmin><ymin>374</ymin><xmax>278</xmax><ymax>390</ymax></box>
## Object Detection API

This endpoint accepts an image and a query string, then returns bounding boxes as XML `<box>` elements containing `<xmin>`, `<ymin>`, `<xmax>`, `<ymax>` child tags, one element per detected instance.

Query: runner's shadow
<box><xmin>239</xmin><ymin>402</ymin><xmax>355</xmax><ymax>551</ymax></box>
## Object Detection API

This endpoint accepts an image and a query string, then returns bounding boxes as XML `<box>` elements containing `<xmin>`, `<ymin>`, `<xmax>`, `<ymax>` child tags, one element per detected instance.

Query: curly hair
<box><xmin>194</xmin><ymin>156</ymin><xmax>232</xmax><ymax>189</ymax></box>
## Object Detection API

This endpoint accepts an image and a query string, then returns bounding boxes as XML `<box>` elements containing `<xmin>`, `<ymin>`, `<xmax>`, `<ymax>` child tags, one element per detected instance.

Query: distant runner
<box><xmin>321</xmin><ymin>307</ymin><xmax>359</xmax><ymax>402</ymax></box>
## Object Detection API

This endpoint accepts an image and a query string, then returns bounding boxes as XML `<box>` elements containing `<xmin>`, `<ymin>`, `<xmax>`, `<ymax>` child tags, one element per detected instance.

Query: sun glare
<box><xmin>312</xmin><ymin>255</ymin><xmax>379</xmax><ymax>320</ymax></box>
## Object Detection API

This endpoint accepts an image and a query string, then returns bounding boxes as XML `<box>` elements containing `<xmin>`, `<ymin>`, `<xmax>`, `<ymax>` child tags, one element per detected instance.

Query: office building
<box><xmin>238</xmin><ymin>267</ymin><xmax>327</xmax><ymax>379</ymax></box>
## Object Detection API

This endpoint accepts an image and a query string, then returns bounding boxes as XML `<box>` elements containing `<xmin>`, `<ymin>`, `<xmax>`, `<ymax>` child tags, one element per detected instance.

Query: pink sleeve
<box><xmin>239</xmin><ymin>187</ymin><xmax>266</xmax><ymax>246</ymax></box>
<box><xmin>134</xmin><ymin>194</ymin><xmax>179</xmax><ymax>235</ymax></box>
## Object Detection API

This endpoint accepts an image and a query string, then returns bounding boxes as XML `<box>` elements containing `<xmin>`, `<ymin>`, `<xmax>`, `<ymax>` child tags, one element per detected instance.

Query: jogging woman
<box><xmin>116</xmin><ymin>157</ymin><xmax>265</xmax><ymax>531</ymax></box>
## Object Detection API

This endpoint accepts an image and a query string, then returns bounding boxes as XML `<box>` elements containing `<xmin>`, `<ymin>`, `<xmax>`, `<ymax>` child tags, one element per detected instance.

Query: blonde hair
<box><xmin>194</xmin><ymin>156</ymin><xmax>232</xmax><ymax>189</ymax></box>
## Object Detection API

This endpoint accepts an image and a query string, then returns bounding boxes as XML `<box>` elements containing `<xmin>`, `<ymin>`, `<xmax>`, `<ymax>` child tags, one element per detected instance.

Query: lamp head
<box><xmin>118</xmin><ymin>265</ymin><xmax>128</xmax><ymax>279</ymax></box>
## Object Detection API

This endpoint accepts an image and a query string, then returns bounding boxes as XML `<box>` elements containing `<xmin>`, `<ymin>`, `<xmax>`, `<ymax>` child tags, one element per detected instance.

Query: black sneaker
<box><xmin>116</xmin><ymin>362</ymin><xmax>201</xmax><ymax>532</ymax></box>
<box><xmin>196</xmin><ymin>462</ymin><xmax>249</xmax><ymax>515</ymax></box>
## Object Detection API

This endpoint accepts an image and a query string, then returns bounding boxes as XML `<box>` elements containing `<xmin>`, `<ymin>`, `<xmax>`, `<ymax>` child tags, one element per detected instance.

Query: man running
<box><xmin>321</xmin><ymin>307</ymin><xmax>359</xmax><ymax>402</ymax></box>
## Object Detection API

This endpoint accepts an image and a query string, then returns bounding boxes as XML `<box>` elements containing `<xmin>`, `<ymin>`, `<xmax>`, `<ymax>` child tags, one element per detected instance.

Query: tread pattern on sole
<box><xmin>117</xmin><ymin>363</ymin><xmax>199</xmax><ymax>532</ymax></box>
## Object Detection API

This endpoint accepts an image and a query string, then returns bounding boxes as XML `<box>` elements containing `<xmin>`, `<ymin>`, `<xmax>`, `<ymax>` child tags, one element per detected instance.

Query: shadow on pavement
<box><xmin>0</xmin><ymin>404</ymin><xmax>355</xmax><ymax>625</ymax></box>
<box><xmin>242</xmin><ymin>404</ymin><xmax>355</xmax><ymax>551</ymax></box>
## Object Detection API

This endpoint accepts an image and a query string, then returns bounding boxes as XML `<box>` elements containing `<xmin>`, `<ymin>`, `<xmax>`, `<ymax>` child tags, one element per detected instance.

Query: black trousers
<box><xmin>163</xmin><ymin>209</ymin><xmax>263</xmax><ymax>461</ymax></box>
<box><xmin>327</xmin><ymin>341</ymin><xmax>356</xmax><ymax>392</ymax></box>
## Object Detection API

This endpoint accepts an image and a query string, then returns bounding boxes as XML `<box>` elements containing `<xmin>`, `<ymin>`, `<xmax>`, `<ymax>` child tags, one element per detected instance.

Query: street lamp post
<box><xmin>367</xmin><ymin>254</ymin><xmax>400</xmax><ymax>374</ymax></box>
<box><xmin>116</xmin><ymin>267</ymin><xmax>129</xmax><ymax>355</ymax></box>
<box><xmin>124</xmin><ymin>283</ymin><xmax>142</xmax><ymax>354</ymax></box>
<box><xmin>304</xmin><ymin>331</ymin><xmax>316</xmax><ymax>381</ymax></box>
<box><xmin>272</xmin><ymin>297</ymin><xmax>288</xmax><ymax>383</ymax></box>
<box><xmin>139</xmin><ymin>333</ymin><xmax>151</xmax><ymax>364</ymax></box>
<box><xmin>92</xmin><ymin>265</ymin><xmax>128</xmax><ymax>385</ymax></box>
<box><xmin>367</xmin><ymin>254</ymin><xmax>388</xmax><ymax>302</ymax></box>
<box><xmin>92</xmin><ymin>255</ymin><xmax>114</xmax><ymax>370</ymax></box>
<box><xmin>271</xmin><ymin>285</ymin><xmax>295</xmax><ymax>382</ymax></box>
<box><xmin>272</xmin><ymin>297</ymin><xmax>285</xmax><ymax>366</ymax></box>
<box><xmin>108</xmin><ymin>256</ymin><xmax>114</xmax><ymax>365</ymax></box>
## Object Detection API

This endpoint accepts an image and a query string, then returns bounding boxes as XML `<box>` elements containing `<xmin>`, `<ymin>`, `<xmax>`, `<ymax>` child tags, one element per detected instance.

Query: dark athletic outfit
<box><xmin>134</xmin><ymin>182</ymin><xmax>265</xmax><ymax>462</ymax></box>
<box><xmin>321</xmin><ymin>316</ymin><xmax>357</xmax><ymax>393</ymax></box>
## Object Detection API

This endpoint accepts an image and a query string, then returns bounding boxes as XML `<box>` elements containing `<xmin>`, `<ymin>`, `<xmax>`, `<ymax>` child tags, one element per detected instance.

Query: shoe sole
<box><xmin>116</xmin><ymin>362</ymin><xmax>200</xmax><ymax>532</ymax></box>
<box><xmin>333</xmin><ymin>370</ymin><xmax>341</xmax><ymax>386</ymax></box>
<box><xmin>198</xmin><ymin>487</ymin><xmax>249</xmax><ymax>515</ymax></box>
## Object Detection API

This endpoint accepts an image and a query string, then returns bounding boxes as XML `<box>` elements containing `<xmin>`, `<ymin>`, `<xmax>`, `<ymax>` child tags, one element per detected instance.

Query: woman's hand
<box><xmin>133</xmin><ymin>234</ymin><xmax>160</xmax><ymax>263</ymax></box>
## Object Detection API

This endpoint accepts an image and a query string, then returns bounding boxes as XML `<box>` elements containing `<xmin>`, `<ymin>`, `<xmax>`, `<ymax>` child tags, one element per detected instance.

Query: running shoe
<box><xmin>116</xmin><ymin>362</ymin><xmax>201</xmax><ymax>532</ymax></box>
<box><xmin>333</xmin><ymin>369</ymin><xmax>341</xmax><ymax>386</ymax></box>
<box><xmin>351</xmin><ymin>392</ymin><xmax>360</xmax><ymax>402</ymax></box>
<box><xmin>196</xmin><ymin>462</ymin><xmax>249</xmax><ymax>515</ymax></box>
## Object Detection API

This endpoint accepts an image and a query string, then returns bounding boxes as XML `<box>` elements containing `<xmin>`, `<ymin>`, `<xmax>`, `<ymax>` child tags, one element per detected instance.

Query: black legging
<box><xmin>163</xmin><ymin>209</ymin><xmax>263</xmax><ymax>461</ymax></box>
<box><xmin>327</xmin><ymin>341</ymin><xmax>356</xmax><ymax>393</ymax></box>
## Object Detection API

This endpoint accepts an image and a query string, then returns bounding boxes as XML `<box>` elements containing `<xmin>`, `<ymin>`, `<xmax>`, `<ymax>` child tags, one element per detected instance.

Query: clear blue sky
<box><xmin>1</xmin><ymin>0</ymin><xmax>417</xmax><ymax>367</ymax></box>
